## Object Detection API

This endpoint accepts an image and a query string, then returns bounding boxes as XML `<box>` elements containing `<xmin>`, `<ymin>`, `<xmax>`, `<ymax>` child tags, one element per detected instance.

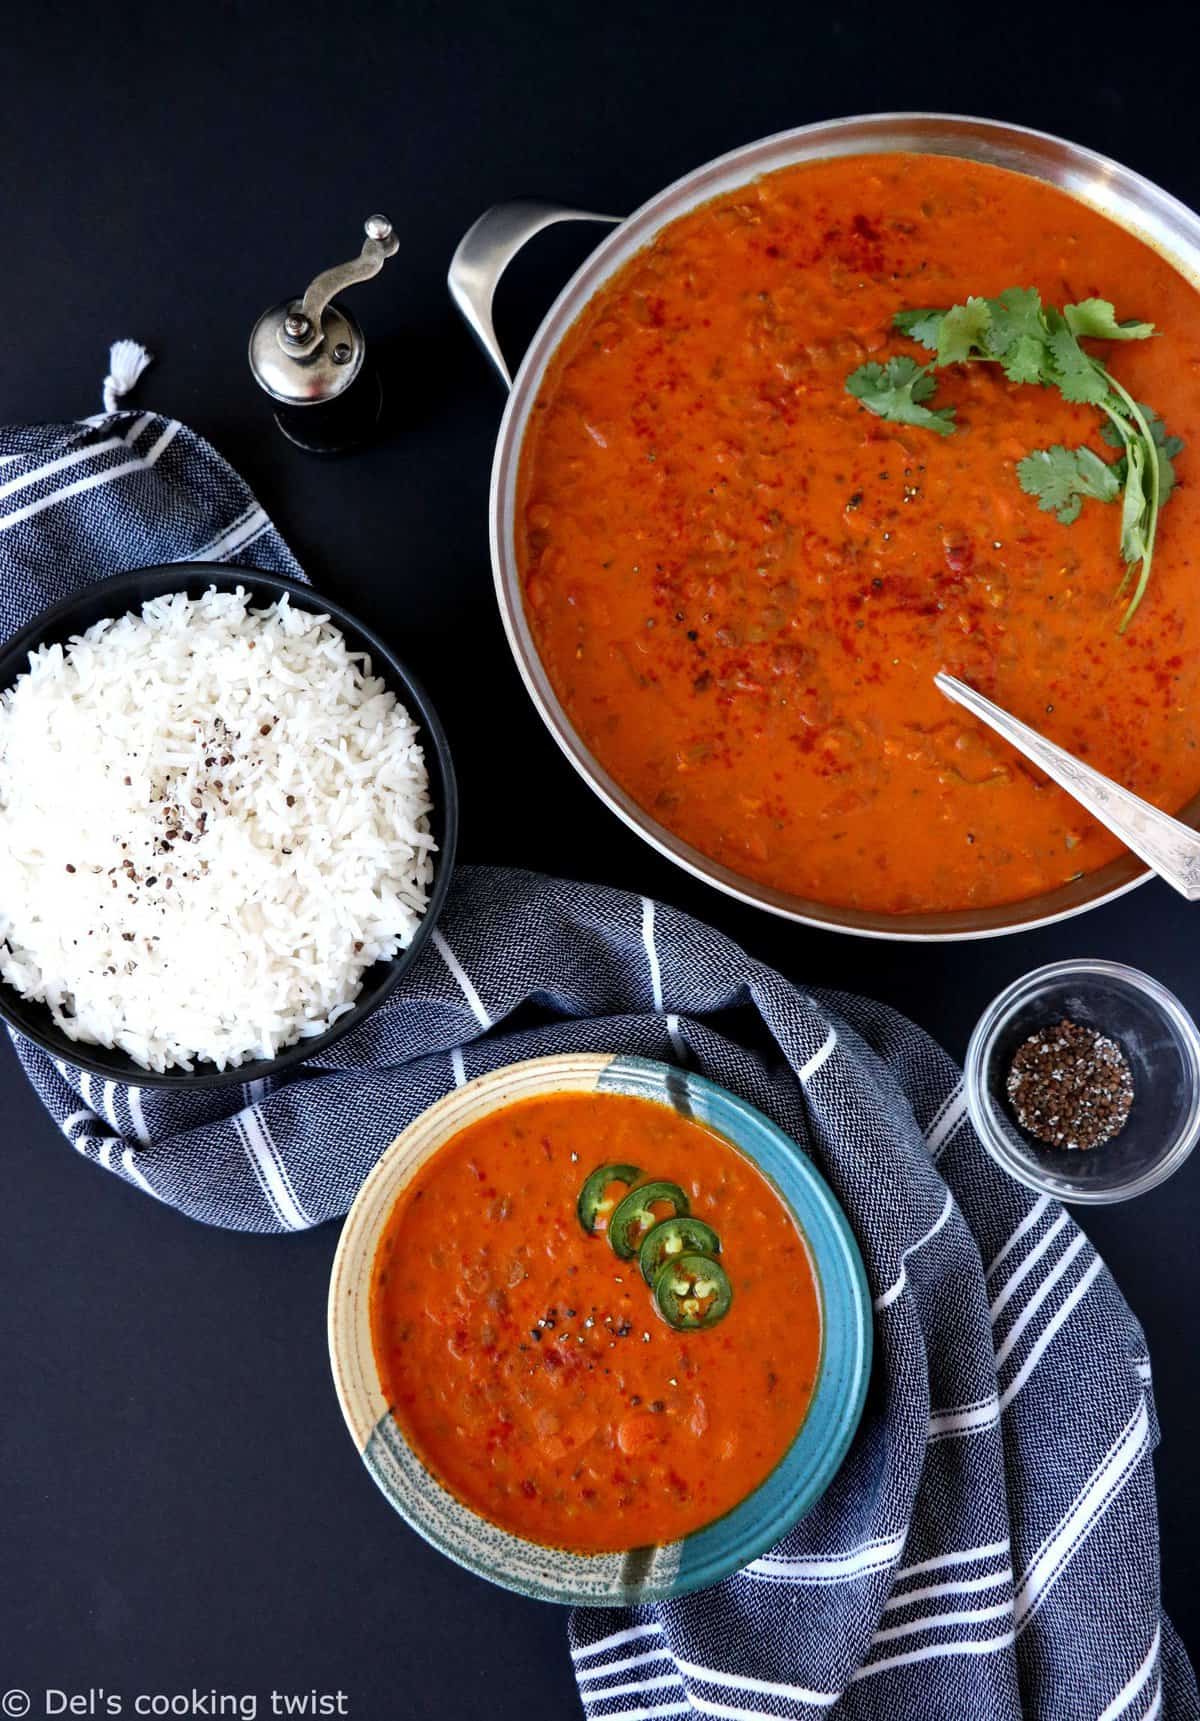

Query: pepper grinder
<box><xmin>249</xmin><ymin>215</ymin><xmax>399</xmax><ymax>453</ymax></box>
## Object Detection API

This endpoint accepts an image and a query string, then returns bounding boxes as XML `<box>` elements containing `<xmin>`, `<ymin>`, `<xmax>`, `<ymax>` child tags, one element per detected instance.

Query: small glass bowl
<box><xmin>964</xmin><ymin>959</ymin><xmax>1200</xmax><ymax>1203</ymax></box>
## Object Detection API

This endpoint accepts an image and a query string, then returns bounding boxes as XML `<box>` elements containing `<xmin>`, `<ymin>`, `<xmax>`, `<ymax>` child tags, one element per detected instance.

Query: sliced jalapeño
<box><xmin>577</xmin><ymin>1162</ymin><xmax>642</xmax><ymax>1235</ymax></box>
<box><xmin>653</xmin><ymin>1253</ymin><xmax>733</xmax><ymax>1330</ymax></box>
<box><xmin>608</xmin><ymin>1180</ymin><xmax>690</xmax><ymax>1260</ymax></box>
<box><xmin>638</xmin><ymin>1215</ymin><xmax>721</xmax><ymax>1286</ymax></box>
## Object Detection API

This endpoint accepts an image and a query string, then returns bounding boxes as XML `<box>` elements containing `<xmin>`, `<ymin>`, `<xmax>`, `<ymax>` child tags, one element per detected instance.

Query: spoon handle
<box><xmin>935</xmin><ymin>671</ymin><xmax>1200</xmax><ymax>901</ymax></box>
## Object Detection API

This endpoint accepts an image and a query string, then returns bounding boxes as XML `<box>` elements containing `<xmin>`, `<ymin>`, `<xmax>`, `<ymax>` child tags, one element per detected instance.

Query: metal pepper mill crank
<box><xmin>249</xmin><ymin>215</ymin><xmax>399</xmax><ymax>452</ymax></box>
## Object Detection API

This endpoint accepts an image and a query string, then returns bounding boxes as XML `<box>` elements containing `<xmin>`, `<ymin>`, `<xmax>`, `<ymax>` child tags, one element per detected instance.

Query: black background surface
<box><xmin>2</xmin><ymin>6</ymin><xmax>1197</xmax><ymax>1717</ymax></box>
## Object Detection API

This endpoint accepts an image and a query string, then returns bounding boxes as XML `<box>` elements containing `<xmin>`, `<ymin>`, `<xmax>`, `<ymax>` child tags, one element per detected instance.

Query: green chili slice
<box><xmin>653</xmin><ymin>1253</ymin><xmax>733</xmax><ymax>1330</ymax></box>
<box><xmin>608</xmin><ymin>1180</ymin><xmax>690</xmax><ymax>1260</ymax></box>
<box><xmin>638</xmin><ymin>1215</ymin><xmax>721</xmax><ymax>1286</ymax></box>
<box><xmin>577</xmin><ymin>1162</ymin><xmax>642</xmax><ymax>1235</ymax></box>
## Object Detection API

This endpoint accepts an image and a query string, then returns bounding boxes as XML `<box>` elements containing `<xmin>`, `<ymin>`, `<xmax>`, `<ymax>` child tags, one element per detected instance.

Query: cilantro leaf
<box><xmin>1100</xmin><ymin>417</ymin><xmax>1124</xmax><ymax>451</ymax></box>
<box><xmin>1103</xmin><ymin>403</ymin><xmax>1185</xmax><ymax>505</ymax></box>
<box><xmin>934</xmin><ymin>297</ymin><xmax>992</xmax><ymax>366</ymax></box>
<box><xmin>845</xmin><ymin>357</ymin><xmax>956</xmax><ymax>435</ymax></box>
<box><xmin>1074</xmin><ymin>446</ymin><xmax>1121</xmax><ymax>500</ymax></box>
<box><xmin>1158</xmin><ymin>448</ymin><xmax>1181</xmax><ymax>506</ymax></box>
<box><xmin>1017</xmin><ymin>445</ymin><xmax>1122</xmax><ymax>524</ymax></box>
<box><xmin>980</xmin><ymin>290</ymin><xmax>1056</xmax><ymax>385</ymax></box>
<box><xmin>1119</xmin><ymin>438</ymin><xmax>1150</xmax><ymax>567</ymax></box>
<box><xmin>984</xmin><ymin>289</ymin><xmax>1048</xmax><ymax>365</ymax></box>
<box><xmin>1141</xmin><ymin>405</ymin><xmax>1182</xmax><ymax>461</ymax></box>
<box><xmin>1065</xmin><ymin>298</ymin><xmax>1155</xmax><ymax>342</ymax></box>
<box><xmin>1102</xmin><ymin>403</ymin><xmax>1182</xmax><ymax>456</ymax></box>
<box><xmin>892</xmin><ymin>307</ymin><xmax>945</xmax><ymax>349</ymax></box>
<box><xmin>1000</xmin><ymin>334</ymin><xmax>1049</xmax><ymax>386</ymax></box>
<box><xmin>1044</xmin><ymin>310</ymin><xmax>1110</xmax><ymax>404</ymax></box>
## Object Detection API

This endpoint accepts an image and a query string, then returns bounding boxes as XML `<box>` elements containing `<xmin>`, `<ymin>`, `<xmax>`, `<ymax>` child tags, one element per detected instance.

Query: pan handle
<box><xmin>448</xmin><ymin>201</ymin><xmax>621</xmax><ymax>390</ymax></box>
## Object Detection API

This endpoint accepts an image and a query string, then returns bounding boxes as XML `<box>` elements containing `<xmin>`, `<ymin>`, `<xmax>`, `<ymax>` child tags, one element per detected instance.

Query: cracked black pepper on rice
<box><xmin>1005</xmin><ymin>1018</ymin><xmax>1134</xmax><ymax>1151</ymax></box>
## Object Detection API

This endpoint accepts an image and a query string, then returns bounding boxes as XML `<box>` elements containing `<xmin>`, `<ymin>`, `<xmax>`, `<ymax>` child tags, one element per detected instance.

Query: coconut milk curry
<box><xmin>516</xmin><ymin>154</ymin><xmax>1200</xmax><ymax>913</ymax></box>
<box><xmin>370</xmin><ymin>1091</ymin><xmax>819</xmax><ymax>1552</ymax></box>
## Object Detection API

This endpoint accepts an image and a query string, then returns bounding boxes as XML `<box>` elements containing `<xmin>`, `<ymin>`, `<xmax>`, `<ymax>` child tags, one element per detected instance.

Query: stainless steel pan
<box><xmin>450</xmin><ymin>113</ymin><xmax>1200</xmax><ymax>940</ymax></box>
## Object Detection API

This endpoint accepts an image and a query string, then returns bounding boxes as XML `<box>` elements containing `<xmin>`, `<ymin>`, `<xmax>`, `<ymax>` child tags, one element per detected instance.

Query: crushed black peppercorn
<box><xmin>1006</xmin><ymin>1018</ymin><xmax>1133</xmax><ymax>1151</ymax></box>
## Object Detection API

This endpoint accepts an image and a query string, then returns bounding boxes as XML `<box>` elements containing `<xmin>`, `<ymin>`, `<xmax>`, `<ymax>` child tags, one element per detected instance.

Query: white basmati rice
<box><xmin>0</xmin><ymin>586</ymin><xmax>435</xmax><ymax>1072</ymax></box>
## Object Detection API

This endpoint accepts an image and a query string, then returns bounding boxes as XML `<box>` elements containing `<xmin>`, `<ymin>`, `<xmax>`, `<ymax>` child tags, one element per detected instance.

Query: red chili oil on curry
<box><xmin>369</xmin><ymin>1091</ymin><xmax>820</xmax><ymax>1552</ymax></box>
<box><xmin>516</xmin><ymin>153</ymin><xmax>1200</xmax><ymax>914</ymax></box>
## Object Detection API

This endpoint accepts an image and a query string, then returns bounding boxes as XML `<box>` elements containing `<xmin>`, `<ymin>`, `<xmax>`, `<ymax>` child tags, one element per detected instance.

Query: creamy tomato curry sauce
<box><xmin>370</xmin><ymin>1091</ymin><xmax>819</xmax><ymax>1552</ymax></box>
<box><xmin>517</xmin><ymin>154</ymin><xmax>1200</xmax><ymax>913</ymax></box>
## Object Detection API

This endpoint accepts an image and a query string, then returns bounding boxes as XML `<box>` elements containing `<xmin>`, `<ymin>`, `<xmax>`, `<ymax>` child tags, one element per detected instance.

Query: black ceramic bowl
<box><xmin>0</xmin><ymin>565</ymin><xmax>457</xmax><ymax>1088</ymax></box>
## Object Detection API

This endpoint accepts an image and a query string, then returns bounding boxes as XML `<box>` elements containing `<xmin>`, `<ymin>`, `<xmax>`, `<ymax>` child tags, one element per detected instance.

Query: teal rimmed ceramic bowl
<box><xmin>328</xmin><ymin>1052</ymin><xmax>873</xmax><ymax>1605</ymax></box>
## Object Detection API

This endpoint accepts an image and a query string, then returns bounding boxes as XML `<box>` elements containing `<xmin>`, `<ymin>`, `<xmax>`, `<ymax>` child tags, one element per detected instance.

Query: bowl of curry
<box><xmin>462</xmin><ymin>114</ymin><xmax>1200</xmax><ymax>938</ymax></box>
<box><xmin>328</xmin><ymin>1053</ymin><xmax>871</xmax><ymax>1604</ymax></box>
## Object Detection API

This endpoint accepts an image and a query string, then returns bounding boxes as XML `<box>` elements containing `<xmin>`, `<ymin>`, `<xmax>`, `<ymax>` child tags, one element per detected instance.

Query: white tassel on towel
<box><xmin>101</xmin><ymin>340</ymin><xmax>153</xmax><ymax>414</ymax></box>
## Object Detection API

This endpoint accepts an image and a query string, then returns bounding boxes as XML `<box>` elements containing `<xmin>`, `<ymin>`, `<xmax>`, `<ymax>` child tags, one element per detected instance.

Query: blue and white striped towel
<box><xmin>2</xmin><ymin>377</ymin><xmax>1196</xmax><ymax>1718</ymax></box>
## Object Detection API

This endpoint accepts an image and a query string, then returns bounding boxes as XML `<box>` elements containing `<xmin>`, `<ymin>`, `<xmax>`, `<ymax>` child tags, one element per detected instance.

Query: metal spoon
<box><xmin>935</xmin><ymin>671</ymin><xmax>1200</xmax><ymax>900</ymax></box>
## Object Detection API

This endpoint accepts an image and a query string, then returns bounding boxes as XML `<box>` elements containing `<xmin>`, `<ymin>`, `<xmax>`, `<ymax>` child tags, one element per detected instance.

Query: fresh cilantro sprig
<box><xmin>845</xmin><ymin>356</ymin><xmax>956</xmax><ymax>436</ymax></box>
<box><xmin>847</xmin><ymin>290</ymin><xmax>1183</xmax><ymax>630</ymax></box>
<box><xmin>1014</xmin><ymin>445</ymin><xmax>1121</xmax><ymax>525</ymax></box>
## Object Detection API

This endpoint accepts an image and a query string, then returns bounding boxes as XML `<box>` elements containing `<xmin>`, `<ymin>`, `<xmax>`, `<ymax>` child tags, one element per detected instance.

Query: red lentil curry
<box><xmin>516</xmin><ymin>153</ymin><xmax>1200</xmax><ymax>913</ymax></box>
<box><xmin>370</xmin><ymin>1091</ymin><xmax>819</xmax><ymax>1552</ymax></box>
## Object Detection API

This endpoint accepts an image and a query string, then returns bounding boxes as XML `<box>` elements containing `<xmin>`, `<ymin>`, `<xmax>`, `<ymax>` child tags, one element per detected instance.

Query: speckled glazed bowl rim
<box><xmin>328</xmin><ymin>1052</ymin><xmax>873</xmax><ymax>1606</ymax></box>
